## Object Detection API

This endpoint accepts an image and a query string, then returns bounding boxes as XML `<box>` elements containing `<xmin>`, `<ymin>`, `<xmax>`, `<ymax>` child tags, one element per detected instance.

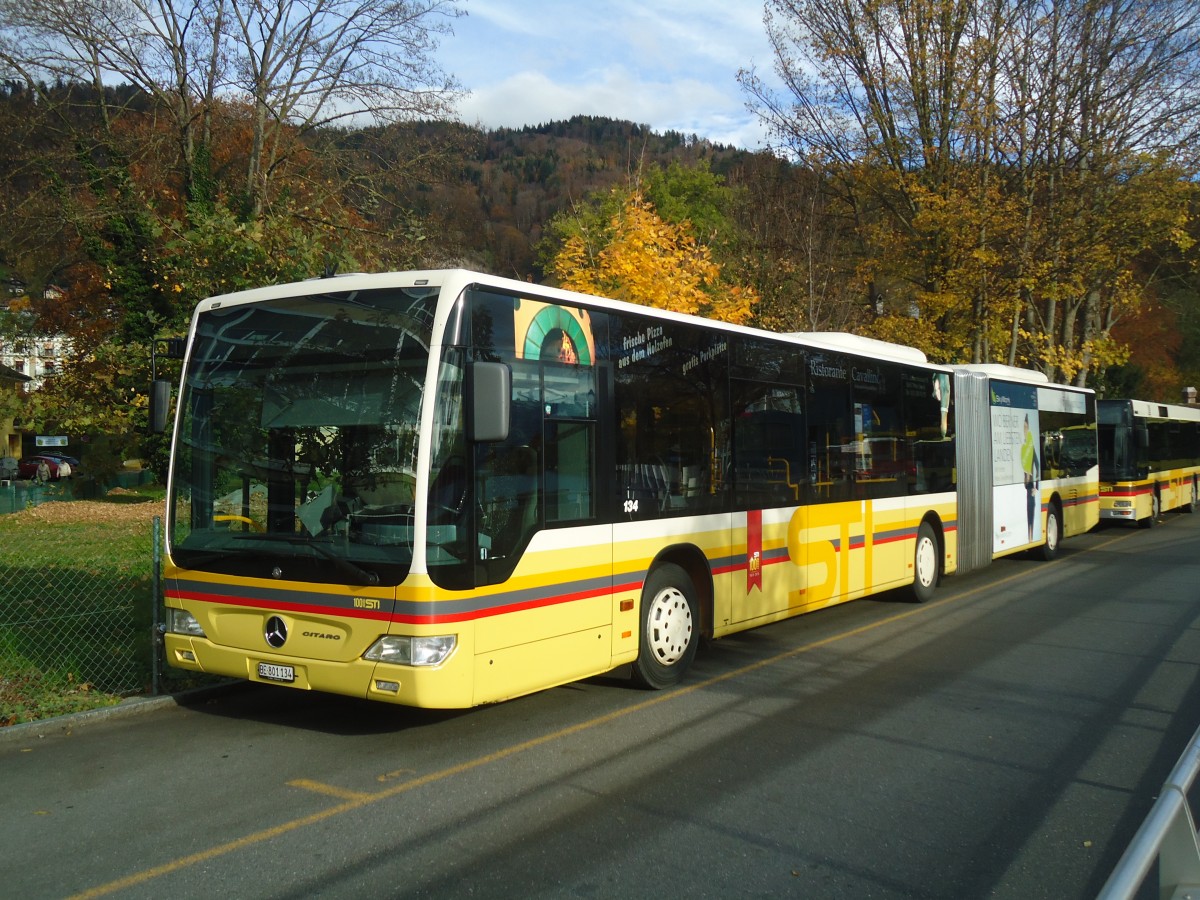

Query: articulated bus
<box><xmin>159</xmin><ymin>270</ymin><xmax>1097</xmax><ymax>708</ymax></box>
<box><xmin>1098</xmin><ymin>399</ymin><xmax>1200</xmax><ymax>527</ymax></box>
<box><xmin>952</xmin><ymin>365</ymin><xmax>1098</xmax><ymax>571</ymax></box>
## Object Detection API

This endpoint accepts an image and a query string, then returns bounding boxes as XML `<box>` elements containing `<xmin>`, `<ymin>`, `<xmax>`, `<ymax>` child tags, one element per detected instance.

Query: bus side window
<box><xmin>614</xmin><ymin>321</ymin><xmax>728</xmax><ymax>517</ymax></box>
<box><xmin>805</xmin><ymin>370</ymin><xmax>853</xmax><ymax>504</ymax></box>
<box><xmin>731</xmin><ymin>381</ymin><xmax>806</xmax><ymax>508</ymax></box>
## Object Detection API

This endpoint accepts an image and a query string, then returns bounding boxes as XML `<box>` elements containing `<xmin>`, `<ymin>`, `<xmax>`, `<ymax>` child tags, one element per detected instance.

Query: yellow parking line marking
<box><xmin>69</xmin><ymin>528</ymin><xmax>1138</xmax><ymax>899</ymax></box>
<box><xmin>287</xmin><ymin>779</ymin><xmax>374</xmax><ymax>801</ymax></box>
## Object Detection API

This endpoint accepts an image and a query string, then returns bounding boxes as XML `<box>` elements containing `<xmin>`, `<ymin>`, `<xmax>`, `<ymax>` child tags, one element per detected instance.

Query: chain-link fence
<box><xmin>2</xmin><ymin>475</ymin><xmax>61</xmax><ymax>515</ymax></box>
<box><xmin>0</xmin><ymin>470</ymin><xmax>154</xmax><ymax>515</ymax></box>
<box><xmin>1</xmin><ymin>492</ymin><xmax>172</xmax><ymax>715</ymax></box>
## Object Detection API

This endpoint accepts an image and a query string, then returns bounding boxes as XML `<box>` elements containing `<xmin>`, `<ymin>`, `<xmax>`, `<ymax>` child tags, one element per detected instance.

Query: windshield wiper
<box><xmin>260</xmin><ymin>535</ymin><xmax>381</xmax><ymax>586</ymax></box>
<box><xmin>298</xmin><ymin>538</ymin><xmax>380</xmax><ymax>587</ymax></box>
<box><xmin>174</xmin><ymin>548</ymin><xmax>246</xmax><ymax>569</ymax></box>
<box><xmin>176</xmin><ymin>532</ymin><xmax>380</xmax><ymax>586</ymax></box>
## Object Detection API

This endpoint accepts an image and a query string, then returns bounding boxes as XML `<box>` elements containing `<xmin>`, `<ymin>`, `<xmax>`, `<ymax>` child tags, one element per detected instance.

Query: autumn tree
<box><xmin>742</xmin><ymin>0</ymin><xmax>1200</xmax><ymax>383</ymax></box>
<box><xmin>0</xmin><ymin>0</ymin><xmax>464</xmax><ymax>218</ymax></box>
<box><xmin>726</xmin><ymin>153</ymin><xmax>873</xmax><ymax>334</ymax></box>
<box><xmin>544</xmin><ymin>168</ymin><xmax>759</xmax><ymax>325</ymax></box>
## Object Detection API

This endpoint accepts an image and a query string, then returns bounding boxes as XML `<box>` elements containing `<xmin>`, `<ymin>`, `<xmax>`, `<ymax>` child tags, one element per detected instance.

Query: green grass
<box><xmin>0</xmin><ymin>491</ymin><xmax>164</xmax><ymax>726</ymax></box>
<box><xmin>0</xmin><ymin>656</ymin><xmax>124</xmax><ymax>725</ymax></box>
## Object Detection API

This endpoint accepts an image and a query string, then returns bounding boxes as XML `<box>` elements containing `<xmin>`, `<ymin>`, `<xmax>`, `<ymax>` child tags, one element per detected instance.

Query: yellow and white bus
<box><xmin>952</xmin><ymin>365</ymin><xmax>1099</xmax><ymax>569</ymax></box>
<box><xmin>158</xmin><ymin>270</ymin><xmax>1096</xmax><ymax>707</ymax></box>
<box><xmin>1098</xmin><ymin>398</ymin><xmax>1200</xmax><ymax>527</ymax></box>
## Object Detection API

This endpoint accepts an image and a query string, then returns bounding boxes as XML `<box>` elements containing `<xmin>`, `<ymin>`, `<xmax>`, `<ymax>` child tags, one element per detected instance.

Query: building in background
<box><xmin>0</xmin><ymin>360</ymin><xmax>30</xmax><ymax>460</ymax></box>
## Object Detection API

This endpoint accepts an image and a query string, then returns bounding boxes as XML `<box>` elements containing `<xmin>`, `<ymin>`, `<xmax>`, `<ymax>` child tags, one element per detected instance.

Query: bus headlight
<box><xmin>166</xmin><ymin>608</ymin><xmax>206</xmax><ymax>637</ymax></box>
<box><xmin>364</xmin><ymin>635</ymin><xmax>457</xmax><ymax>667</ymax></box>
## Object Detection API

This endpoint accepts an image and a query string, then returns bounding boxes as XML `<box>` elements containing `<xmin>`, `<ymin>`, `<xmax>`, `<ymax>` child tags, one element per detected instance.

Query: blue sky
<box><xmin>436</xmin><ymin>0</ymin><xmax>781</xmax><ymax>150</ymax></box>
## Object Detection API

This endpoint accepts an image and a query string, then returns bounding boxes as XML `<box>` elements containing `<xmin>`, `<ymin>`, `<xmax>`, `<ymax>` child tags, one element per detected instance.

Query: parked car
<box><xmin>18</xmin><ymin>455</ymin><xmax>72</xmax><ymax>480</ymax></box>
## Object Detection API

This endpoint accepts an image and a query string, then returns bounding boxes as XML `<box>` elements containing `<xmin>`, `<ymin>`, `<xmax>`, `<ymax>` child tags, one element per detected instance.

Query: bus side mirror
<box><xmin>1136</xmin><ymin>424</ymin><xmax>1150</xmax><ymax>449</ymax></box>
<box><xmin>470</xmin><ymin>362</ymin><xmax>511</xmax><ymax>443</ymax></box>
<box><xmin>150</xmin><ymin>380</ymin><xmax>172</xmax><ymax>434</ymax></box>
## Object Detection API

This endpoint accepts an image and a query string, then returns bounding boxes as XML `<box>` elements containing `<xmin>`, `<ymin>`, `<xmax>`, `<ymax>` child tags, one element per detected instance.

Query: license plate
<box><xmin>257</xmin><ymin>662</ymin><xmax>295</xmax><ymax>683</ymax></box>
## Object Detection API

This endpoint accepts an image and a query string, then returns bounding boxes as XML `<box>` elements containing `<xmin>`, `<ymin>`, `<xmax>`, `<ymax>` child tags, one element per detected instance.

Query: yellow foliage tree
<box><xmin>550</xmin><ymin>190</ymin><xmax>757</xmax><ymax>325</ymax></box>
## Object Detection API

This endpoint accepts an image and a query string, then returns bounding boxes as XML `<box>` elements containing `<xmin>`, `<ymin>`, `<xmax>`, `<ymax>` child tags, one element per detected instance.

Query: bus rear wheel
<box><xmin>1183</xmin><ymin>480</ymin><xmax>1198</xmax><ymax>514</ymax></box>
<box><xmin>1038</xmin><ymin>501</ymin><xmax>1062</xmax><ymax>561</ymax></box>
<box><xmin>632</xmin><ymin>563</ymin><xmax>699</xmax><ymax>689</ymax></box>
<box><xmin>910</xmin><ymin>522</ymin><xmax>940</xmax><ymax>603</ymax></box>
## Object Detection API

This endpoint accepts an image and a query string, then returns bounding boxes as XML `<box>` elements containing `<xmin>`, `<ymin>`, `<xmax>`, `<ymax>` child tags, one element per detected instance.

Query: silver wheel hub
<box><xmin>915</xmin><ymin>537</ymin><xmax>937</xmax><ymax>586</ymax></box>
<box><xmin>646</xmin><ymin>587</ymin><xmax>692</xmax><ymax>666</ymax></box>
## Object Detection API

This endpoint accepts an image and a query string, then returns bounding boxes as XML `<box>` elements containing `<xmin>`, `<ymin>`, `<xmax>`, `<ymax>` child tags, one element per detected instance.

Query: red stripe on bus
<box><xmin>164</xmin><ymin>589</ymin><xmax>392</xmax><ymax>621</ymax></box>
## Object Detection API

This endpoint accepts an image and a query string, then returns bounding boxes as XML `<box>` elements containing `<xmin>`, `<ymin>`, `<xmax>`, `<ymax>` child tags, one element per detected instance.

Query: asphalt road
<box><xmin>4</xmin><ymin>516</ymin><xmax>1200</xmax><ymax>899</ymax></box>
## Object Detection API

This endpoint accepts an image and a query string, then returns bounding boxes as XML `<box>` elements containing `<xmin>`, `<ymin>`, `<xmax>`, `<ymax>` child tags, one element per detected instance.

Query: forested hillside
<box><xmin>387</xmin><ymin>116</ymin><xmax>756</xmax><ymax>280</ymax></box>
<box><xmin>2</xmin><ymin>0</ymin><xmax>1200</xmax><ymax>464</ymax></box>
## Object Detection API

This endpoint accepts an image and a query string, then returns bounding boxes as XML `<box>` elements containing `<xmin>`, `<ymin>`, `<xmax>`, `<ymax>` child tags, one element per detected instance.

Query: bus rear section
<box><xmin>952</xmin><ymin>366</ymin><xmax>1098</xmax><ymax>572</ymax></box>
<box><xmin>1098</xmin><ymin>399</ymin><xmax>1200</xmax><ymax>527</ymax></box>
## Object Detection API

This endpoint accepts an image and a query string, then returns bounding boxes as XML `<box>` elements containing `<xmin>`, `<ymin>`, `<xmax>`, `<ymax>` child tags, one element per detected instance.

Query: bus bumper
<box><xmin>163</xmin><ymin>633</ymin><xmax>478</xmax><ymax>708</ymax></box>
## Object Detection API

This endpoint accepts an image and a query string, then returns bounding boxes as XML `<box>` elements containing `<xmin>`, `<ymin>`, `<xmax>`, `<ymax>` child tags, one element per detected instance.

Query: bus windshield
<box><xmin>168</xmin><ymin>286</ymin><xmax>439</xmax><ymax>586</ymax></box>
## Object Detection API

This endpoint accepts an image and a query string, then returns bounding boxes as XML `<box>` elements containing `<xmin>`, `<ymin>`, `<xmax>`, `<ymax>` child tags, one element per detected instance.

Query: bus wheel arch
<box><xmin>653</xmin><ymin>544</ymin><xmax>713</xmax><ymax>636</ymax></box>
<box><xmin>632</xmin><ymin>547</ymin><xmax>709</xmax><ymax>690</ymax></box>
<box><xmin>910</xmin><ymin>516</ymin><xmax>942</xmax><ymax>603</ymax></box>
<box><xmin>1039</xmin><ymin>496</ymin><xmax>1063</xmax><ymax>561</ymax></box>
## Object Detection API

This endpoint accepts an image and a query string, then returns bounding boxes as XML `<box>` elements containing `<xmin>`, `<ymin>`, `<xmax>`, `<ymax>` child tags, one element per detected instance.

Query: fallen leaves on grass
<box><xmin>3</xmin><ymin>500</ymin><xmax>163</xmax><ymax>527</ymax></box>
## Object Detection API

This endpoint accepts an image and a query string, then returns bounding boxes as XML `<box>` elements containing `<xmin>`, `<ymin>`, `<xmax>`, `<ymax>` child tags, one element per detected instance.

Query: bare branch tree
<box><xmin>0</xmin><ymin>0</ymin><xmax>465</xmax><ymax>216</ymax></box>
<box><xmin>227</xmin><ymin>0</ymin><xmax>464</xmax><ymax>217</ymax></box>
<box><xmin>742</xmin><ymin>0</ymin><xmax>1200</xmax><ymax>381</ymax></box>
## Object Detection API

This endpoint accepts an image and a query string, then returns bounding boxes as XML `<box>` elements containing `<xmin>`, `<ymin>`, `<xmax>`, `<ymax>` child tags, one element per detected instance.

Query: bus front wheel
<box><xmin>632</xmin><ymin>563</ymin><xmax>699</xmax><ymax>689</ymax></box>
<box><xmin>1038</xmin><ymin>501</ymin><xmax>1062</xmax><ymax>561</ymax></box>
<box><xmin>1183</xmin><ymin>480</ymin><xmax>1198</xmax><ymax>514</ymax></box>
<box><xmin>1139</xmin><ymin>492</ymin><xmax>1161</xmax><ymax>529</ymax></box>
<box><xmin>911</xmin><ymin>522</ymin><xmax>940</xmax><ymax>603</ymax></box>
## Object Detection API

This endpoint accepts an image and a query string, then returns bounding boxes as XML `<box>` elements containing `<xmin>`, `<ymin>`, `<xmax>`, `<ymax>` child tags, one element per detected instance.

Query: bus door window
<box><xmin>542</xmin><ymin>363</ymin><xmax>596</xmax><ymax>523</ymax></box>
<box><xmin>1098</xmin><ymin>402</ymin><xmax>1132</xmax><ymax>480</ymax></box>
<box><xmin>426</xmin><ymin>347</ymin><xmax>475</xmax><ymax>585</ymax></box>
<box><xmin>905</xmin><ymin>371</ymin><xmax>955</xmax><ymax>494</ymax></box>
<box><xmin>474</xmin><ymin>360</ymin><xmax>543</xmax><ymax>583</ymax></box>
<box><xmin>459</xmin><ymin>288</ymin><xmax>606</xmax><ymax>584</ymax></box>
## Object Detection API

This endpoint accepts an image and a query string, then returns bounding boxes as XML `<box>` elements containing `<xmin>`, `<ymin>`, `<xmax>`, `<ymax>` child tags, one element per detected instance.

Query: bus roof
<box><xmin>192</xmin><ymin>268</ymin><xmax>952</xmax><ymax>371</ymax></box>
<box><xmin>800</xmin><ymin>332</ymin><xmax>930</xmax><ymax>365</ymax></box>
<box><xmin>1103</xmin><ymin>398</ymin><xmax>1200</xmax><ymax>422</ymax></box>
<box><xmin>954</xmin><ymin>363</ymin><xmax>1052</xmax><ymax>386</ymax></box>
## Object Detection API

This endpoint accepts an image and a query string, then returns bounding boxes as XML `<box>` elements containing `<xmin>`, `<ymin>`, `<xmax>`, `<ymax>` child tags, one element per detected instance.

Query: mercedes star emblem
<box><xmin>265</xmin><ymin>615</ymin><xmax>288</xmax><ymax>649</ymax></box>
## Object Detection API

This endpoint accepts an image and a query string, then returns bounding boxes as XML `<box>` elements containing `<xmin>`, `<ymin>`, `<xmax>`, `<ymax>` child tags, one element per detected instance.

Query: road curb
<box><xmin>0</xmin><ymin>682</ymin><xmax>244</xmax><ymax>747</ymax></box>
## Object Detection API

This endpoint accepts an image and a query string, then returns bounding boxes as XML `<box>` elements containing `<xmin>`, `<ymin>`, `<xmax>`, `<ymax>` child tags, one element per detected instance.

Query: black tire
<box><xmin>1139</xmin><ymin>491</ymin><xmax>1160</xmax><ymax>529</ymax></box>
<box><xmin>910</xmin><ymin>521</ymin><xmax>940</xmax><ymax>603</ymax></box>
<box><xmin>632</xmin><ymin>562</ymin><xmax>699</xmax><ymax>689</ymax></box>
<box><xmin>1038</xmin><ymin>501</ymin><xmax>1062</xmax><ymax>561</ymax></box>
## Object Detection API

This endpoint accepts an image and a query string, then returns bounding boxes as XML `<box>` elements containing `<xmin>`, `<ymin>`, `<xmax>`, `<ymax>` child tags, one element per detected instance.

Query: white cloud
<box><xmin>439</xmin><ymin>0</ymin><xmax>778</xmax><ymax>149</ymax></box>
